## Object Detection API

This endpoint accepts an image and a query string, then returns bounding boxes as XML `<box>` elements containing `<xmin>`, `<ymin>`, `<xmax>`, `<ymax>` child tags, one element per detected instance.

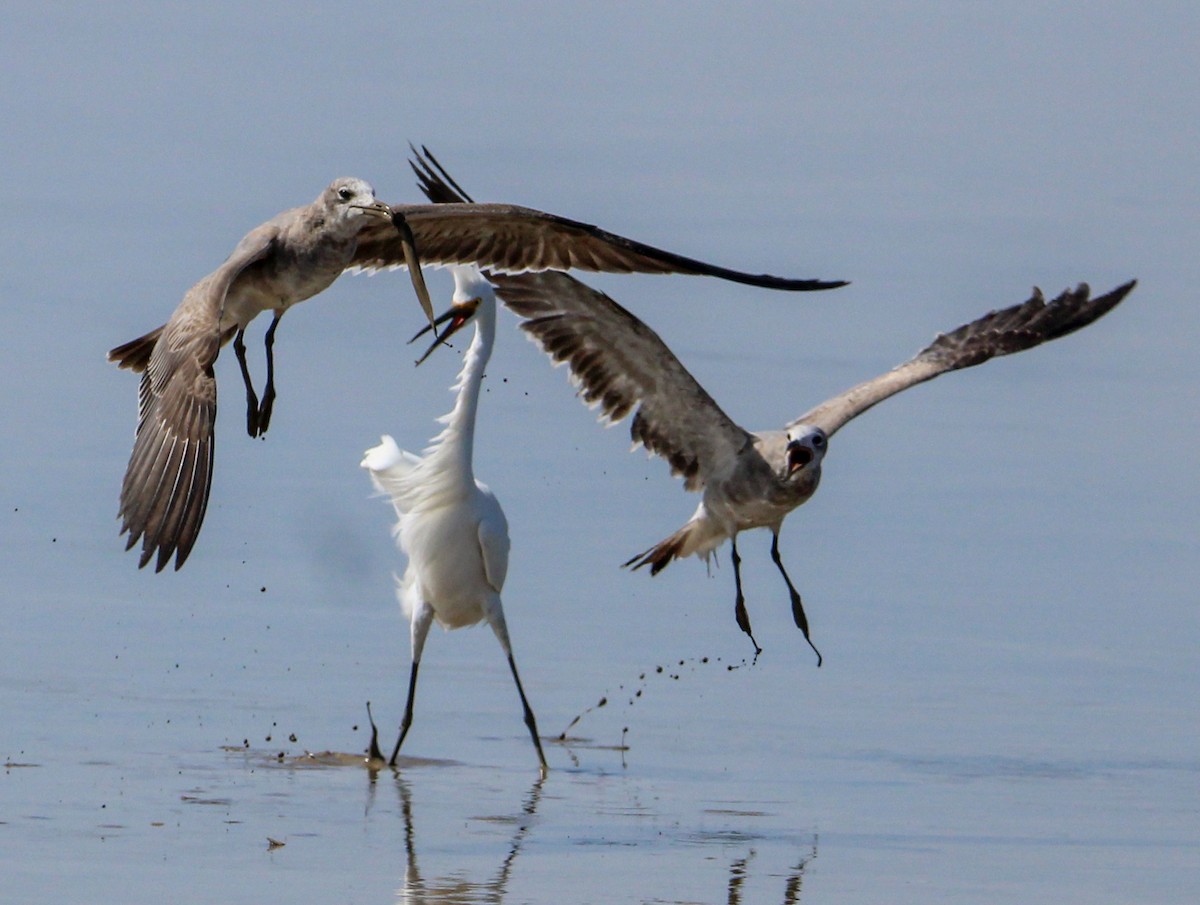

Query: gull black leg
<box><xmin>257</xmin><ymin>312</ymin><xmax>281</xmax><ymax>435</ymax></box>
<box><xmin>730</xmin><ymin>539</ymin><xmax>762</xmax><ymax>656</ymax></box>
<box><xmin>232</xmin><ymin>328</ymin><xmax>261</xmax><ymax>437</ymax></box>
<box><xmin>770</xmin><ymin>532</ymin><xmax>822</xmax><ymax>666</ymax></box>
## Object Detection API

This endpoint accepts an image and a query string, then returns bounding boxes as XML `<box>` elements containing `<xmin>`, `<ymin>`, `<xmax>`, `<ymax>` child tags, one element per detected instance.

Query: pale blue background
<box><xmin>2</xmin><ymin>3</ymin><xmax>1197</xmax><ymax>903</ymax></box>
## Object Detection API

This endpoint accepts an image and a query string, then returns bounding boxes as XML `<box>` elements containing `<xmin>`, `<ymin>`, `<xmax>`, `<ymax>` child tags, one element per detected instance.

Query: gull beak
<box><xmin>353</xmin><ymin>199</ymin><xmax>393</xmax><ymax>220</ymax></box>
<box><xmin>785</xmin><ymin>440</ymin><xmax>814</xmax><ymax>476</ymax></box>
<box><xmin>409</xmin><ymin>297</ymin><xmax>481</xmax><ymax>366</ymax></box>
<box><xmin>391</xmin><ymin>210</ymin><xmax>436</xmax><ymax>333</ymax></box>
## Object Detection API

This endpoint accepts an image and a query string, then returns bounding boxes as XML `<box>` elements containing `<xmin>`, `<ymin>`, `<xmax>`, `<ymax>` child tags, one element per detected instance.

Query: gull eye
<box><xmin>337</xmin><ymin>187</ymin><xmax>354</xmax><ymax>201</ymax></box>
<box><xmin>812</xmin><ymin>434</ymin><xmax>825</xmax><ymax>448</ymax></box>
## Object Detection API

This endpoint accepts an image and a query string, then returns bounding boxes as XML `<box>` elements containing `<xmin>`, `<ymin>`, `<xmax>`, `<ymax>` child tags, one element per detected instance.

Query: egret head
<box><xmin>783</xmin><ymin>424</ymin><xmax>828</xmax><ymax>481</ymax></box>
<box><xmin>410</xmin><ymin>296</ymin><xmax>482</xmax><ymax>365</ymax></box>
<box><xmin>322</xmin><ymin>177</ymin><xmax>391</xmax><ymax>223</ymax></box>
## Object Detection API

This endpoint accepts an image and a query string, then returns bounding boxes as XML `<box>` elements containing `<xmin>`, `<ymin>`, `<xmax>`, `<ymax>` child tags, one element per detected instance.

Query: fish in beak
<box><xmin>391</xmin><ymin>209</ymin><xmax>437</xmax><ymax>333</ymax></box>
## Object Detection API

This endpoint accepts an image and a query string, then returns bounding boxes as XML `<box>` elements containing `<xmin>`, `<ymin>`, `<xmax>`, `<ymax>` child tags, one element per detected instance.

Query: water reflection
<box><xmin>726</xmin><ymin>838</ymin><xmax>818</xmax><ymax>905</ymax></box>
<box><xmin>361</xmin><ymin>761</ymin><xmax>817</xmax><ymax>905</ymax></box>
<box><xmin>372</xmin><ymin>772</ymin><xmax>544</xmax><ymax>905</ymax></box>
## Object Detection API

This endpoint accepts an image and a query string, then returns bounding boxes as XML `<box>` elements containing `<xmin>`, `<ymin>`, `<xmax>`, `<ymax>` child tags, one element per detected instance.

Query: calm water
<box><xmin>3</xmin><ymin>5</ymin><xmax>1197</xmax><ymax>903</ymax></box>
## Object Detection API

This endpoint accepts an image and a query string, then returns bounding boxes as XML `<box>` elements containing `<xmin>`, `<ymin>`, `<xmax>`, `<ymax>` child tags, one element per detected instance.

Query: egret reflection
<box><xmin>373</xmin><ymin>773</ymin><xmax>545</xmax><ymax>905</ymax></box>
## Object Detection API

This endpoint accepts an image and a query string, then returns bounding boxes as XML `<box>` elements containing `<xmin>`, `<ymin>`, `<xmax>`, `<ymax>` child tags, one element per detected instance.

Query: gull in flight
<box><xmin>492</xmin><ymin>271</ymin><xmax>1135</xmax><ymax>659</ymax></box>
<box><xmin>111</xmin><ymin>161</ymin><xmax>847</xmax><ymax>573</ymax></box>
<box><xmin>405</xmin><ymin>151</ymin><xmax>1127</xmax><ymax>658</ymax></box>
<box><xmin>363</xmin><ymin>266</ymin><xmax>548</xmax><ymax>773</ymax></box>
<box><xmin>109</xmin><ymin>178</ymin><xmax>395</xmax><ymax>573</ymax></box>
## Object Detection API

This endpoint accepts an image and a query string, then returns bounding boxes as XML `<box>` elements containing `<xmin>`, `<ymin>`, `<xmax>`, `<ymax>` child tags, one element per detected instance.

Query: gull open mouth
<box><xmin>786</xmin><ymin>442</ymin><xmax>813</xmax><ymax>474</ymax></box>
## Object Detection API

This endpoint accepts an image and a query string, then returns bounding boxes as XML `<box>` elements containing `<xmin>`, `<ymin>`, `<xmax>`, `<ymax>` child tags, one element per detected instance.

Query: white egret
<box><xmin>488</xmin><ymin>270</ymin><xmax>1135</xmax><ymax>660</ymax></box>
<box><xmin>111</xmin><ymin>157</ymin><xmax>845</xmax><ymax>572</ymax></box>
<box><xmin>362</xmin><ymin>265</ymin><xmax>548</xmax><ymax>772</ymax></box>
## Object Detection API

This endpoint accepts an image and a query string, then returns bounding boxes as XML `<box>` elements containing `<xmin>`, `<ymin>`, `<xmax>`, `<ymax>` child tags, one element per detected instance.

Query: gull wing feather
<box><xmin>496</xmin><ymin>270</ymin><xmax>754</xmax><ymax>492</ymax></box>
<box><xmin>117</xmin><ymin>230</ymin><xmax>276</xmax><ymax>571</ymax></box>
<box><xmin>406</xmin><ymin>146</ymin><xmax>753</xmax><ymax>493</ymax></box>
<box><xmin>790</xmin><ymin>280</ymin><xmax>1136</xmax><ymax>438</ymax></box>
<box><xmin>354</xmin><ymin>203</ymin><xmax>844</xmax><ymax>290</ymax></box>
<box><xmin>352</xmin><ymin>147</ymin><xmax>845</xmax><ymax>292</ymax></box>
<box><xmin>108</xmin><ymin>325</ymin><xmax>164</xmax><ymax>373</ymax></box>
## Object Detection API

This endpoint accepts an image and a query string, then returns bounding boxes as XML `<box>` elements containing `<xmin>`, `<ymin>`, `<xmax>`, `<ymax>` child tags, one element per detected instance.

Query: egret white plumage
<box><xmin>112</xmin><ymin>156</ymin><xmax>845</xmax><ymax>572</ymax></box>
<box><xmin>488</xmin><ymin>270</ymin><xmax>1135</xmax><ymax>661</ymax></box>
<box><xmin>362</xmin><ymin>265</ymin><xmax>547</xmax><ymax>772</ymax></box>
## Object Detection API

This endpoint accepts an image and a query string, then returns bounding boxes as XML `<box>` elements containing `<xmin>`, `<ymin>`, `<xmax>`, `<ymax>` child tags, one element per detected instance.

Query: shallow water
<box><xmin>5</xmin><ymin>572</ymin><xmax>1196</xmax><ymax>903</ymax></box>
<box><xmin>3</xmin><ymin>5</ymin><xmax>1199</xmax><ymax>903</ymax></box>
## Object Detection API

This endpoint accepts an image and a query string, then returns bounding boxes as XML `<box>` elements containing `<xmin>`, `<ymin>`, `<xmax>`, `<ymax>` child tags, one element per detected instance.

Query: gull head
<box><xmin>783</xmin><ymin>424</ymin><xmax>828</xmax><ymax>480</ymax></box>
<box><xmin>322</xmin><ymin>177</ymin><xmax>391</xmax><ymax>224</ymax></box>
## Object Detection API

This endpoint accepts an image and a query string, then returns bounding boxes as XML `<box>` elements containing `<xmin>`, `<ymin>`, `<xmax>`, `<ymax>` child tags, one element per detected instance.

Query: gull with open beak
<box><xmin>489</xmin><ymin>269</ymin><xmax>1135</xmax><ymax>660</ymax></box>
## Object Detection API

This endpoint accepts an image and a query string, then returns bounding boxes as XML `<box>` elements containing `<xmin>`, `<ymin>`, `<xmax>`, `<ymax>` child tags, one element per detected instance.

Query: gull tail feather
<box><xmin>624</xmin><ymin>517</ymin><xmax>724</xmax><ymax>575</ymax></box>
<box><xmin>108</xmin><ymin>326</ymin><xmax>165</xmax><ymax>373</ymax></box>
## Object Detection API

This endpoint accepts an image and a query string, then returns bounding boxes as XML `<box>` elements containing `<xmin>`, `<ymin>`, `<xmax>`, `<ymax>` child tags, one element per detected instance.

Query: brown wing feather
<box><xmin>109</xmin><ymin>325</ymin><xmax>164</xmax><ymax>372</ymax></box>
<box><xmin>119</xmin><ymin>279</ymin><xmax>219</xmax><ymax>571</ymax></box>
<box><xmin>791</xmin><ymin>280</ymin><xmax>1136</xmax><ymax>438</ymax></box>
<box><xmin>353</xmin><ymin>148</ymin><xmax>846</xmax><ymax>292</ymax></box>
<box><xmin>494</xmin><ymin>271</ymin><xmax>753</xmax><ymax>491</ymax></box>
<box><xmin>409</xmin><ymin>146</ymin><xmax>476</xmax><ymax>206</ymax></box>
<box><xmin>406</xmin><ymin>148</ymin><xmax>754</xmax><ymax>492</ymax></box>
<box><xmin>116</xmin><ymin>233</ymin><xmax>274</xmax><ymax>571</ymax></box>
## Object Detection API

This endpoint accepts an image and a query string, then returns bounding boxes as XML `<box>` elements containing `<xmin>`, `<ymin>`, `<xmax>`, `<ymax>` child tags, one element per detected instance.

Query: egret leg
<box><xmin>730</xmin><ymin>539</ymin><xmax>762</xmax><ymax>656</ymax></box>
<box><xmin>506</xmin><ymin>653</ymin><xmax>548</xmax><ymax>775</ymax></box>
<box><xmin>391</xmin><ymin>603</ymin><xmax>434</xmax><ymax>766</ymax></box>
<box><xmin>232</xmin><ymin>328</ymin><xmax>261</xmax><ymax>437</ymax></box>
<box><xmin>257</xmin><ymin>312</ymin><xmax>282</xmax><ymax>435</ymax></box>
<box><xmin>770</xmin><ymin>533</ymin><xmax>822</xmax><ymax>667</ymax></box>
<box><xmin>389</xmin><ymin>658</ymin><xmax>421</xmax><ymax>766</ymax></box>
<box><xmin>483</xmin><ymin>596</ymin><xmax>548</xmax><ymax>774</ymax></box>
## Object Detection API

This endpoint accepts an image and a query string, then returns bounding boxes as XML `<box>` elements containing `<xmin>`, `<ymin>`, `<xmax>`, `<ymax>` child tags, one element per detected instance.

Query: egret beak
<box><xmin>391</xmin><ymin>210</ymin><xmax>437</xmax><ymax>333</ymax></box>
<box><xmin>410</xmin><ymin>297</ymin><xmax>481</xmax><ymax>366</ymax></box>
